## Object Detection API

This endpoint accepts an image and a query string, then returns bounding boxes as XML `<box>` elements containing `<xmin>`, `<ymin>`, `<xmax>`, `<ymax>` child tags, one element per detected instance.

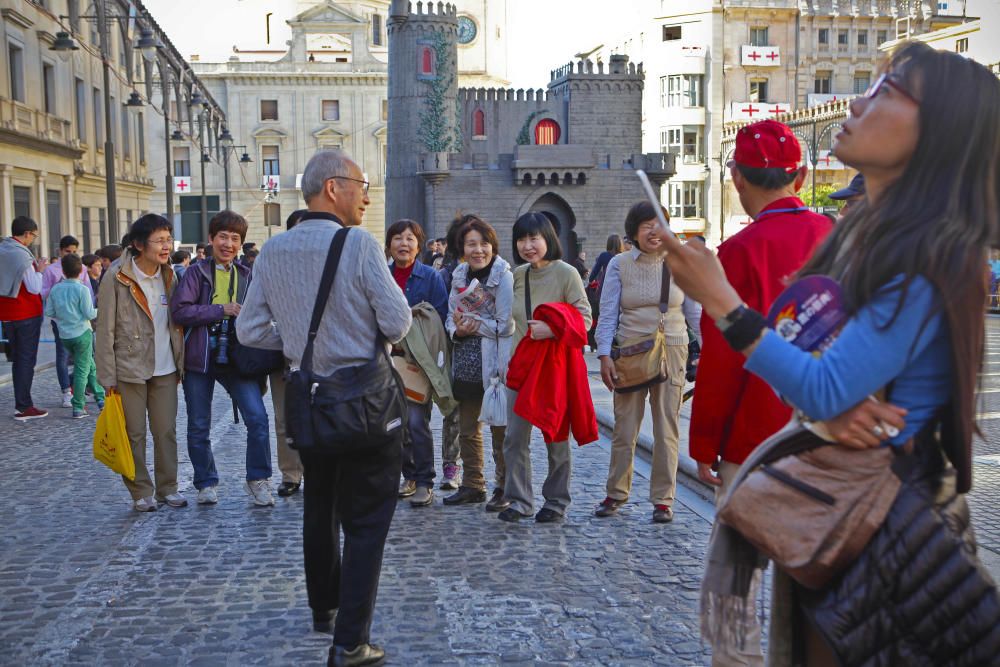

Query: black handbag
<box><xmin>284</xmin><ymin>227</ymin><xmax>408</xmax><ymax>453</ymax></box>
<box><xmin>229</xmin><ymin>329</ymin><xmax>284</xmax><ymax>377</ymax></box>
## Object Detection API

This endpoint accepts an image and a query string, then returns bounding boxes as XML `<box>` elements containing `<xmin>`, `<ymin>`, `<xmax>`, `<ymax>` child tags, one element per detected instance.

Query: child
<box><xmin>44</xmin><ymin>254</ymin><xmax>105</xmax><ymax>418</ymax></box>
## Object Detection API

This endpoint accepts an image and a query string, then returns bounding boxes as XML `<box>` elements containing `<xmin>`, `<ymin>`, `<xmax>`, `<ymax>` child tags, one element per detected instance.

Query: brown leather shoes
<box><xmin>328</xmin><ymin>643</ymin><xmax>385</xmax><ymax>667</ymax></box>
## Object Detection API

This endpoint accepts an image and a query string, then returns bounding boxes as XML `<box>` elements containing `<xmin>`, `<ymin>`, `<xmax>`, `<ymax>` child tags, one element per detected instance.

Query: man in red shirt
<box><xmin>0</xmin><ymin>217</ymin><xmax>50</xmax><ymax>421</ymax></box>
<box><xmin>690</xmin><ymin>120</ymin><xmax>832</xmax><ymax>666</ymax></box>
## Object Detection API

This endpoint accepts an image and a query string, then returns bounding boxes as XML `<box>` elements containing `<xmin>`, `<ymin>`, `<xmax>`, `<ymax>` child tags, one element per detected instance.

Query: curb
<box><xmin>593</xmin><ymin>405</ymin><xmax>709</xmax><ymax>490</ymax></box>
<box><xmin>0</xmin><ymin>361</ymin><xmax>56</xmax><ymax>389</ymax></box>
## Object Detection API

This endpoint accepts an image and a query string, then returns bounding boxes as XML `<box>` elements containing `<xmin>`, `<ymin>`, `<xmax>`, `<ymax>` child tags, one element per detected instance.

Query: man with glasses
<box><xmin>238</xmin><ymin>149</ymin><xmax>409</xmax><ymax>666</ymax></box>
<box><xmin>0</xmin><ymin>217</ymin><xmax>51</xmax><ymax>420</ymax></box>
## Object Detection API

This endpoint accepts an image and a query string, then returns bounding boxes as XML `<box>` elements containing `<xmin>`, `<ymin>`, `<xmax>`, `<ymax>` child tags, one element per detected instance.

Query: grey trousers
<box><xmin>440</xmin><ymin>404</ymin><xmax>460</xmax><ymax>465</ymax></box>
<box><xmin>501</xmin><ymin>387</ymin><xmax>571</xmax><ymax>516</ymax></box>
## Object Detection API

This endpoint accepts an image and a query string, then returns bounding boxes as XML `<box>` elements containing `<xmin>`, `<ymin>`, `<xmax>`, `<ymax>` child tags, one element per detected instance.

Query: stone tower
<box><xmin>386</xmin><ymin>1</ymin><xmax>461</xmax><ymax>237</ymax></box>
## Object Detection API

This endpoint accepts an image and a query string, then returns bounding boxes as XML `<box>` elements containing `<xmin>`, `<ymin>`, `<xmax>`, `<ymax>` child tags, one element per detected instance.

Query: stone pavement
<box><xmin>0</xmin><ymin>365</ymin><xmax>718</xmax><ymax>665</ymax></box>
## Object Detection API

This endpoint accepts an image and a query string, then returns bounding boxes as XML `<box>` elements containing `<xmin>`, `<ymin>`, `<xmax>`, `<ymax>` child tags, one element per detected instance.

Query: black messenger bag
<box><xmin>285</xmin><ymin>227</ymin><xmax>407</xmax><ymax>453</ymax></box>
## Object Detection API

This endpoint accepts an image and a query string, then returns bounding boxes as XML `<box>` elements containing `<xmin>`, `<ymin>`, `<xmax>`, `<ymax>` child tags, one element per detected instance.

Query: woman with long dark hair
<box><xmin>664</xmin><ymin>42</ymin><xmax>1000</xmax><ymax>663</ymax></box>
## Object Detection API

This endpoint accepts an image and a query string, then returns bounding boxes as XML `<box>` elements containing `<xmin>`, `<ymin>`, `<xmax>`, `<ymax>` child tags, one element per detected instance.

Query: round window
<box><xmin>457</xmin><ymin>16</ymin><xmax>478</xmax><ymax>45</ymax></box>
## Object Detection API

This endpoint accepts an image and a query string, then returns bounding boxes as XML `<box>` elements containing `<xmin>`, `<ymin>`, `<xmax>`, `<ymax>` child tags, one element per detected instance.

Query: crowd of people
<box><xmin>1</xmin><ymin>39</ymin><xmax>999</xmax><ymax>667</ymax></box>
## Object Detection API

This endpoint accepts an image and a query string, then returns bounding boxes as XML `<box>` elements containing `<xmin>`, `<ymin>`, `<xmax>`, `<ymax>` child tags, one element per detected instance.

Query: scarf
<box><xmin>0</xmin><ymin>237</ymin><xmax>35</xmax><ymax>299</ymax></box>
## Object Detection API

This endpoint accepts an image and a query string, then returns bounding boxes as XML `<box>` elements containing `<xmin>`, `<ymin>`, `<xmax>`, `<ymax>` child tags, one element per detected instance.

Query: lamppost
<box><xmin>51</xmin><ymin>4</ymin><xmax>159</xmax><ymax>242</ymax></box>
<box><xmin>217</xmin><ymin>126</ymin><xmax>252</xmax><ymax>211</ymax></box>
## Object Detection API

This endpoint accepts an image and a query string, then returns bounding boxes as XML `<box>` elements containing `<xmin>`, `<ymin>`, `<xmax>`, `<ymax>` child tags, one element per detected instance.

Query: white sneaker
<box><xmin>61</xmin><ymin>390</ymin><xmax>72</xmax><ymax>408</ymax></box>
<box><xmin>197</xmin><ymin>487</ymin><xmax>218</xmax><ymax>505</ymax></box>
<box><xmin>134</xmin><ymin>496</ymin><xmax>157</xmax><ymax>512</ymax></box>
<box><xmin>161</xmin><ymin>493</ymin><xmax>188</xmax><ymax>508</ymax></box>
<box><xmin>245</xmin><ymin>480</ymin><xmax>275</xmax><ymax>507</ymax></box>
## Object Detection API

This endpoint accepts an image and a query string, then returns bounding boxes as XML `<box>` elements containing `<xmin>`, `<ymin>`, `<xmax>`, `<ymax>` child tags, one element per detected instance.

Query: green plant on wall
<box><xmin>418</xmin><ymin>32</ymin><xmax>462</xmax><ymax>153</ymax></box>
<box><xmin>516</xmin><ymin>110</ymin><xmax>544</xmax><ymax>146</ymax></box>
<box><xmin>800</xmin><ymin>182</ymin><xmax>843</xmax><ymax>210</ymax></box>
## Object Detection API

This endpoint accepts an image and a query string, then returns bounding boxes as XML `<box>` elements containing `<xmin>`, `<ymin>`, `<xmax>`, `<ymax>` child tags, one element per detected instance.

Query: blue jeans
<box><xmin>4</xmin><ymin>316</ymin><xmax>41</xmax><ymax>411</ymax></box>
<box><xmin>51</xmin><ymin>320</ymin><xmax>71</xmax><ymax>392</ymax></box>
<box><xmin>182</xmin><ymin>368</ymin><xmax>272</xmax><ymax>489</ymax></box>
<box><xmin>401</xmin><ymin>401</ymin><xmax>435</xmax><ymax>488</ymax></box>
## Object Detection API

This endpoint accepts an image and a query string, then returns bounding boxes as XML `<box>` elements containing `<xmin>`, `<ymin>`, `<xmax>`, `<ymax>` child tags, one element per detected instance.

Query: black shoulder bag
<box><xmin>284</xmin><ymin>228</ymin><xmax>408</xmax><ymax>453</ymax></box>
<box><xmin>213</xmin><ymin>262</ymin><xmax>284</xmax><ymax>378</ymax></box>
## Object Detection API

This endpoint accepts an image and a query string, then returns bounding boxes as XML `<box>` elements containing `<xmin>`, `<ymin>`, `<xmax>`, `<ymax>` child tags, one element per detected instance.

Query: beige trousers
<box><xmin>119</xmin><ymin>372</ymin><xmax>179</xmax><ymax>501</ymax></box>
<box><xmin>605</xmin><ymin>344</ymin><xmax>686</xmax><ymax>507</ymax></box>
<box><xmin>457</xmin><ymin>395</ymin><xmax>506</xmax><ymax>491</ymax></box>
<box><xmin>269</xmin><ymin>370</ymin><xmax>302</xmax><ymax>484</ymax></box>
<box><xmin>712</xmin><ymin>460</ymin><xmax>765</xmax><ymax>667</ymax></box>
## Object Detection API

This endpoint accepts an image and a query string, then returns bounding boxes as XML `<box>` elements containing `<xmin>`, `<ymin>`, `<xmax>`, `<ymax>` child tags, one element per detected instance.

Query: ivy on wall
<box><xmin>418</xmin><ymin>31</ymin><xmax>462</xmax><ymax>153</ymax></box>
<box><xmin>516</xmin><ymin>110</ymin><xmax>545</xmax><ymax>146</ymax></box>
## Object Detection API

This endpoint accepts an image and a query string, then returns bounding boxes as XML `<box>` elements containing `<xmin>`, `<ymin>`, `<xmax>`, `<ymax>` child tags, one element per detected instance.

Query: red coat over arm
<box><xmin>689</xmin><ymin>197</ymin><xmax>833</xmax><ymax>466</ymax></box>
<box><xmin>506</xmin><ymin>302</ymin><xmax>599</xmax><ymax>446</ymax></box>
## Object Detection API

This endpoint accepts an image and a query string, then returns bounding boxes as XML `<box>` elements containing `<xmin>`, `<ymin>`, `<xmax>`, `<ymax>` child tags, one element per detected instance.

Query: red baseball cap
<box><xmin>728</xmin><ymin>120</ymin><xmax>801</xmax><ymax>173</ymax></box>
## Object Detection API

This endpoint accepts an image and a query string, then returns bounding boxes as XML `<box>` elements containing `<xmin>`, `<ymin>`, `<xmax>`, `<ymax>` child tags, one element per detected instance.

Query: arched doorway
<box><xmin>529</xmin><ymin>193</ymin><xmax>577</xmax><ymax>262</ymax></box>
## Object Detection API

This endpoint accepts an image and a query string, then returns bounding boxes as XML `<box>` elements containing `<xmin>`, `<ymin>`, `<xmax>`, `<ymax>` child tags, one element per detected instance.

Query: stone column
<box><xmin>63</xmin><ymin>174</ymin><xmax>76</xmax><ymax>241</ymax></box>
<box><xmin>0</xmin><ymin>165</ymin><xmax>12</xmax><ymax>237</ymax></box>
<box><xmin>35</xmin><ymin>171</ymin><xmax>49</xmax><ymax>257</ymax></box>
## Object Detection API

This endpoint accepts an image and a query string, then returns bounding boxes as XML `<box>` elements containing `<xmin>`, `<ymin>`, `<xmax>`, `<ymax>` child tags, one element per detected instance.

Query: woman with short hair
<box><xmin>499</xmin><ymin>213</ymin><xmax>592</xmax><ymax>523</ymax></box>
<box><xmin>442</xmin><ymin>217</ymin><xmax>514</xmax><ymax>510</ymax></box>
<box><xmin>96</xmin><ymin>214</ymin><xmax>185</xmax><ymax>512</ymax></box>
<box><xmin>594</xmin><ymin>202</ymin><xmax>687</xmax><ymax>523</ymax></box>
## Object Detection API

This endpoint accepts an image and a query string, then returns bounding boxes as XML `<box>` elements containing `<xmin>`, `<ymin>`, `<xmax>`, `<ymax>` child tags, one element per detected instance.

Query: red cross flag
<box><xmin>173</xmin><ymin>176</ymin><xmax>191</xmax><ymax>193</ymax></box>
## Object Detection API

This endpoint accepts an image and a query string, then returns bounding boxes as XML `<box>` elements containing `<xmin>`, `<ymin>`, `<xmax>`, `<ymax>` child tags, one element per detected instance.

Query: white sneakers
<box><xmin>61</xmin><ymin>390</ymin><xmax>72</xmax><ymax>408</ymax></box>
<box><xmin>245</xmin><ymin>480</ymin><xmax>275</xmax><ymax>507</ymax></box>
<box><xmin>162</xmin><ymin>493</ymin><xmax>188</xmax><ymax>508</ymax></box>
<box><xmin>134</xmin><ymin>497</ymin><xmax>157</xmax><ymax>512</ymax></box>
<box><xmin>197</xmin><ymin>487</ymin><xmax>219</xmax><ymax>505</ymax></box>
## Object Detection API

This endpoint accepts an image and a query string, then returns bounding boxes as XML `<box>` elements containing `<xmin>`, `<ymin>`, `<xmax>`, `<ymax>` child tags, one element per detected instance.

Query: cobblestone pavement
<box><xmin>968</xmin><ymin>319</ymin><xmax>1000</xmax><ymax>560</ymax></box>
<box><xmin>0</xmin><ymin>366</ymin><xmax>715</xmax><ymax>665</ymax></box>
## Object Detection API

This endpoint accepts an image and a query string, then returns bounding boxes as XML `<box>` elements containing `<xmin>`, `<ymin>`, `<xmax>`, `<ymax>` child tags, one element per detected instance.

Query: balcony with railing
<box><xmin>0</xmin><ymin>96</ymin><xmax>81</xmax><ymax>158</ymax></box>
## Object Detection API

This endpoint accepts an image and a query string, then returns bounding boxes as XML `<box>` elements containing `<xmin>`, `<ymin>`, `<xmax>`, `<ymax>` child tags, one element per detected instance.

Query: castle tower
<box><xmin>386</xmin><ymin>1</ymin><xmax>460</xmax><ymax>237</ymax></box>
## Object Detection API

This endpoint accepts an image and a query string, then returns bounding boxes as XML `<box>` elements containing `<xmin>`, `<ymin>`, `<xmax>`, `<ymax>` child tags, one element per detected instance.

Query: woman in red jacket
<box><xmin>498</xmin><ymin>213</ymin><xmax>592</xmax><ymax>523</ymax></box>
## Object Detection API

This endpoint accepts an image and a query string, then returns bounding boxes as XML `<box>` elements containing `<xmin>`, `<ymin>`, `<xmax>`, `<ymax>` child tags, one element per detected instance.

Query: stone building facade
<box><xmin>0</xmin><ymin>0</ymin><xmax>156</xmax><ymax>255</ymax></box>
<box><xmin>386</xmin><ymin>0</ymin><xmax>674</xmax><ymax>263</ymax></box>
<box><xmin>145</xmin><ymin>0</ymin><xmax>508</xmax><ymax>244</ymax></box>
<box><xmin>604</xmin><ymin>0</ymin><xmax>969</xmax><ymax>243</ymax></box>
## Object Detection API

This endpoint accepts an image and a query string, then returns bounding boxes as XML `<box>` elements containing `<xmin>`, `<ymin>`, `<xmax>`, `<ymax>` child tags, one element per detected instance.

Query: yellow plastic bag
<box><xmin>92</xmin><ymin>392</ymin><xmax>135</xmax><ymax>481</ymax></box>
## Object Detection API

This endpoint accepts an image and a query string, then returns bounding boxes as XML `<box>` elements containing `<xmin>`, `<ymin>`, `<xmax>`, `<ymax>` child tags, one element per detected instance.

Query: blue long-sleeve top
<box><xmin>744</xmin><ymin>275</ymin><xmax>951</xmax><ymax>445</ymax></box>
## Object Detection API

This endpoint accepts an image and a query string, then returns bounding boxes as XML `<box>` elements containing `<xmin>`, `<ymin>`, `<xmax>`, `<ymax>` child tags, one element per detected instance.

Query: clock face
<box><xmin>457</xmin><ymin>16</ymin><xmax>477</xmax><ymax>45</ymax></box>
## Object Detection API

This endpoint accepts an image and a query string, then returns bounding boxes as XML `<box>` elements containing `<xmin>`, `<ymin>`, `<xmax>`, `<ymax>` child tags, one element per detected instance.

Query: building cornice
<box><xmin>0</xmin><ymin>129</ymin><xmax>83</xmax><ymax>160</ymax></box>
<box><xmin>196</xmin><ymin>72</ymin><xmax>388</xmax><ymax>86</ymax></box>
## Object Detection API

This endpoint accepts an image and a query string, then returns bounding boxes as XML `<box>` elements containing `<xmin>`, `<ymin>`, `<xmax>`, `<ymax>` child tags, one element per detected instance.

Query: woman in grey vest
<box><xmin>594</xmin><ymin>202</ymin><xmax>688</xmax><ymax>523</ymax></box>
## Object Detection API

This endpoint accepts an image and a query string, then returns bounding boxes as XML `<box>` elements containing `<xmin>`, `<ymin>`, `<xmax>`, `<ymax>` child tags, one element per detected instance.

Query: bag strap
<box><xmin>524</xmin><ymin>268</ymin><xmax>532</xmax><ymax>320</ymax></box>
<box><xmin>300</xmin><ymin>227</ymin><xmax>350</xmax><ymax>375</ymax></box>
<box><xmin>659</xmin><ymin>259</ymin><xmax>672</xmax><ymax>314</ymax></box>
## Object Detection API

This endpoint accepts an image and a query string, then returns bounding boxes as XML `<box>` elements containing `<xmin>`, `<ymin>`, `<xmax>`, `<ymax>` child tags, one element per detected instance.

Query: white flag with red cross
<box><xmin>173</xmin><ymin>176</ymin><xmax>192</xmax><ymax>193</ymax></box>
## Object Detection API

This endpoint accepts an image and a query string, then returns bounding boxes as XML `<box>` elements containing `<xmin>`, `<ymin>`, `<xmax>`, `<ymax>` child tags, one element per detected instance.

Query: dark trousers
<box><xmin>401</xmin><ymin>401</ymin><xmax>435</xmax><ymax>488</ymax></box>
<box><xmin>4</xmin><ymin>316</ymin><xmax>42</xmax><ymax>412</ymax></box>
<box><xmin>51</xmin><ymin>320</ymin><xmax>71</xmax><ymax>392</ymax></box>
<box><xmin>301</xmin><ymin>440</ymin><xmax>401</xmax><ymax>649</ymax></box>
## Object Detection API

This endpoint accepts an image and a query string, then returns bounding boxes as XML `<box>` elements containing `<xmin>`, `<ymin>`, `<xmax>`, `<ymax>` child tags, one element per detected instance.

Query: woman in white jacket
<box><xmin>443</xmin><ymin>217</ymin><xmax>515</xmax><ymax>511</ymax></box>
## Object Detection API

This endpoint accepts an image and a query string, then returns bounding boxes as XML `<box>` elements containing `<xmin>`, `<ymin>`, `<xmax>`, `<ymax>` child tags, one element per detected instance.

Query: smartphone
<box><xmin>635</xmin><ymin>170</ymin><xmax>677</xmax><ymax>240</ymax></box>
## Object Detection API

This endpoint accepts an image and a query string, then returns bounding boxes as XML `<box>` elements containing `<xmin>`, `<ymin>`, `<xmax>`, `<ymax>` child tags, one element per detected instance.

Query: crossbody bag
<box><xmin>285</xmin><ymin>228</ymin><xmax>408</xmax><ymax>453</ymax></box>
<box><xmin>608</xmin><ymin>261</ymin><xmax>672</xmax><ymax>393</ymax></box>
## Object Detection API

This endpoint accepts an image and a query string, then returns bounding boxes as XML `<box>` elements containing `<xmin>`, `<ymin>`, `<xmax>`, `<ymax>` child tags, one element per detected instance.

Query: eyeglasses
<box><xmin>865</xmin><ymin>72</ymin><xmax>920</xmax><ymax>105</ymax></box>
<box><xmin>149</xmin><ymin>237</ymin><xmax>175</xmax><ymax>247</ymax></box>
<box><xmin>330</xmin><ymin>176</ymin><xmax>370</xmax><ymax>195</ymax></box>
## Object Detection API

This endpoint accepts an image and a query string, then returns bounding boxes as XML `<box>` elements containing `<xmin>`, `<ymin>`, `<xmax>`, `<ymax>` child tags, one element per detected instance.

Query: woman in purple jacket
<box><xmin>170</xmin><ymin>211</ymin><xmax>274</xmax><ymax>508</ymax></box>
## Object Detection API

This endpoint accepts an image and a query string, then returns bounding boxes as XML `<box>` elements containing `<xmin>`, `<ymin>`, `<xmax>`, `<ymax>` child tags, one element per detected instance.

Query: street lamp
<box><xmin>135</xmin><ymin>28</ymin><xmax>160</xmax><ymax>63</ymax></box>
<box><xmin>216</xmin><ymin>125</ymin><xmax>251</xmax><ymax>211</ymax></box>
<box><xmin>126</xmin><ymin>91</ymin><xmax>144</xmax><ymax>107</ymax></box>
<box><xmin>51</xmin><ymin>32</ymin><xmax>78</xmax><ymax>61</ymax></box>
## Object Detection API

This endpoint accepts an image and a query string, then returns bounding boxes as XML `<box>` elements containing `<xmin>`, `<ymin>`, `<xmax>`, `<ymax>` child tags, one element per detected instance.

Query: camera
<box><xmin>210</xmin><ymin>319</ymin><xmax>231</xmax><ymax>366</ymax></box>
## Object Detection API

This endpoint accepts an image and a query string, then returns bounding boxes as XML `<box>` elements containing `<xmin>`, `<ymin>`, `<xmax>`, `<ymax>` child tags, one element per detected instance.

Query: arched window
<box><xmin>534</xmin><ymin>118</ymin><xmax>561</xmax><ymax>145</ymax></box>
<box><xmin>522</xmin><ymin>173</ymin><xmax>533</xmax><ymax>185</ymax></box>
<box><xmin>419</xmin><ymin>45</ymin><xmax>436</xmax><ymax>77</ymax></box>
<box><xmin>536</xmin><ymin>173</ymin><xmax>546</xmax><ymax>185</ymax></box>
<box><xmin>473</xmin><ymin>108</ymin><xmax>486</xmax><ymax>137</ymax></box>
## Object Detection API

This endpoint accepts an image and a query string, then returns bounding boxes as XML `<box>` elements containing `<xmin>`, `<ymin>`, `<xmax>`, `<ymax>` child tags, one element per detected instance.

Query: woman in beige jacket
<box><xmin>96</xmin><ymin>214</ymin><xmax>185</xmax><ymax>512</ymax></box>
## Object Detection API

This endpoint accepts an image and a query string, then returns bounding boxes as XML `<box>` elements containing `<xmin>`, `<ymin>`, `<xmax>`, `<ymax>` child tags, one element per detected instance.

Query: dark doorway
<box><xmin>529</xmin><ymin>193</ymin><xmax>578</xmax><ymax>262</ymax></box>
<box><xmin>179</xmin><ymin>195</ymin><xmax>220</xmax><ymax>243</ymax></box>
<box><xmin>46</xmin><ymin>190</ymin><xmax>62</xmax><ymax>257</ymax></box>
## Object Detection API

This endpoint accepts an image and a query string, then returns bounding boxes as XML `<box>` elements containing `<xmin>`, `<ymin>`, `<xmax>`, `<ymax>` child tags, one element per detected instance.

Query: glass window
<box><xmin>382</xmin><ymin>99</ymin><xmax>388</xmax><ymax>121</ymax></box>
<box><xmin>473</xmin><ymin>108</ymin><xmax>485</xmax><ymax>136</ymax></box>
<box><xmin>7</xmin><ymin>43</ymin><xmax>24</xmax><ymax>102</ymax></box>
<box><xmin>750</xmin><ymin>79</ymin><xmax>768</xmax><ymax>103</ymax></box>
<box><xmin>322</xmin><ymin>99</ymin><xmax>340</xmax><ymax>121</ymax></box>
<box><xmin>668</xmin><ymin>182</ymin><xmax>703</xmax><ymax>218</ymax></box>
<box><xmin>818</xmin><ymin>28</ymin><xmax>829</xmax><ymax>45</ymax></box>
<box><xmin>534</xmin><ymin>119</ymin><xmax>560</xmax><ymax>145</ymax></box>
<box><xmin>663</xmin><ymin>25</ymin><xmax>682</xmax><ymax>41</ymax></box>
<box><xmin>838</xmin><ymin>30</ymin><xmax>849</xmax><ymax>46</ymax></box>
<box><xmin>877</xmin><ymin>30</ymin><xmax>888</xmax><ymax>45</ymax></box>
<box><xmin>43</xmin><ymin>63</ymin><xmax>56</xmax><ymax>114</ymax></box>
<box><xmin>419</xmin><ymin>45</ymin><xmax>436</xmax><ymax>77</ymax></box>
<box><xmin>173</xmin><ymin>146</ymin><xmax>191</xmax><ymax>177</ymax></box>
<box><xmin>857</xmin><ymin>31</ymin><xmax>868</xmax><ymax>46</ymax></box>
<box><xmin>814</xmin><ymin>72</ymin><xmax>832</xmax><ymax>94</ymax></box>
<box><xmin>13</xmin><ymin>186</ymin><xmax>31</xmax><ymax>219</ymax></box>
<box><xmin>75</xmin><ymin>78</ymin><xmax>87</xmax><ymax>142</ymax></box>
<box><xmin>667</xmin><ymin>75</ymin><xmax>703</xmax><ymax>107</ymax></box>
<box><xmin>262</xmin><ymin>146</ymin><xmax>280</xmax><ymax>175</ymax></box>
<box><xmin>682</xmin><ymin>126</ymin><xmax>703</xmax><ymax>164</ymax></box>
<box><xmin>93</xmin><ymin>88</ymin><xmax>103</xmax><ymax>145</ymax></box>
<box><xmin>853</xmin><ymin>72</ymin><xmax>871</xmax><ymax>94</ymax></box>
<box><xmin>750</xmin><ymin>27</ymin><xmax>769</xmax><ymax>46</ymax></box>
<box><xmin>120</xmin><ymin>101</ymin><xmax>130</xmax><ymax>158</ymax></box>
<box><xmin>956</xmin><ymin>38</ymin><xmax>969</xmax><ymax>53</ymax></box>
<box><xmin>661</xmin><ymin>127</ymin><xmax>681</xmax><ymax>155</ymax></box>
<box><xmin>260</xmin><ymin>99</ymin><xmax>278</xmax><ymax>121</ymax></box>
<box><xmin>372</xmin><ymin>14</ymin><xmax>383</xmax><ymax>46</ymax></box>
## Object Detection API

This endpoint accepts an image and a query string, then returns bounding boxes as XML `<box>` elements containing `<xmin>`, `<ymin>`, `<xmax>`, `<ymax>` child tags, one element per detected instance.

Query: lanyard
<box><xmin>754</xmin><ymin>206</ymin><xmax>809</xmax><ymax>222</ymax></box>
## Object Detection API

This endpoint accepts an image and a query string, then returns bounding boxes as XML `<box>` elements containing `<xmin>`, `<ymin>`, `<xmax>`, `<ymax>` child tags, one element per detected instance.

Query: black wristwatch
<box><xmin>715</xmin><ymin>304</ymin><xmax>749</xmax><ymax>332</ymax></box>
